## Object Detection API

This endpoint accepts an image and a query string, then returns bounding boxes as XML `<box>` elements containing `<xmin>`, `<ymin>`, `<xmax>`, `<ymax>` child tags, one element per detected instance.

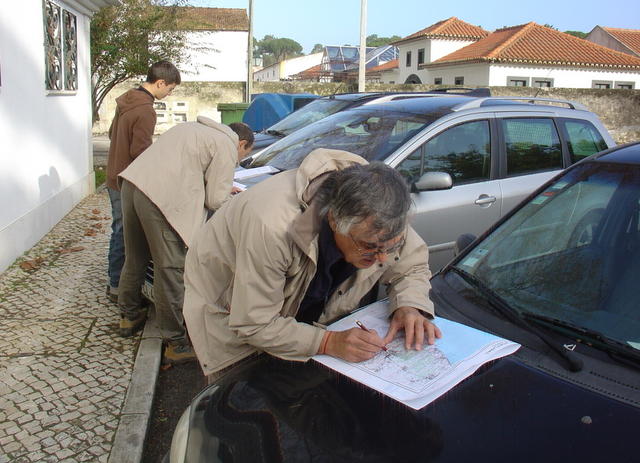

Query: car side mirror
<box><xmin>411</xmin><ymin>172</ymin><xmax>453</xmax><ymax>192</ymax></box>
<box><xmin>455</xmin><ymin>233</ymin><xmax>477</xmax><ymax>255</ymax></box>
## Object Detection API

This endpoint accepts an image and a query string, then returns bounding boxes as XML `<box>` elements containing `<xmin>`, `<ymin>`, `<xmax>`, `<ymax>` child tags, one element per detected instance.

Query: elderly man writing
<box><xmin>184</xmin><ymin>149</ymin><xmax>441</xmax><ymax>381</ymax></box>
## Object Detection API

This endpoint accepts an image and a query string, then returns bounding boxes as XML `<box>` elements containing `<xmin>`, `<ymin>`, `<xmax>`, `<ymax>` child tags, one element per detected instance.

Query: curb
<box><xmin>108</xmin><ymin>317</ymin><xmax>163</xmax><ymax>463</ymax></box>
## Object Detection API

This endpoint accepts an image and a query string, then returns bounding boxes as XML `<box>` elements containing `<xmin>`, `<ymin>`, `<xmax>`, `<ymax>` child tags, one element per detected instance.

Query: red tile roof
<box><xmin>603</xmin><ymin>27</ymin><xmax>640</xmax><ymax>56</ymax></box>
<box><xmin>368</xmin><ymin>59</ymin><xmax>399</xmax><ymax>72</ymax></box>
<box><xmin>428</xmin><ymin>22</ymin><xmax>640</xmax><ymax>69</ymax></box>
<box><xmin>394</xmin><ymin>17</ymin><xmax>489</xmax><ymax>44</ymax></box>
<box><xmin>175</xmin><ymin>7</ymin><xmax>248</xmax><ymax>31</ymax></box>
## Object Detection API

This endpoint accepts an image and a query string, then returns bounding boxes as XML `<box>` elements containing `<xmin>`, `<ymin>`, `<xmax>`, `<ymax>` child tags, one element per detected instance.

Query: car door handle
<box><xmin>474</xmin><ymin>195</ymin><xmax>497</xmax><ymax>205</ymax></box>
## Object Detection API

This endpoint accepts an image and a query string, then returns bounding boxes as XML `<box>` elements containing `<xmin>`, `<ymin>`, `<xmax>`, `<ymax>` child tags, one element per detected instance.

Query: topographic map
<box><xmin>314</xmin><ymin>300</ymin><xmax>520</xmax><ymax>409</ymax></box>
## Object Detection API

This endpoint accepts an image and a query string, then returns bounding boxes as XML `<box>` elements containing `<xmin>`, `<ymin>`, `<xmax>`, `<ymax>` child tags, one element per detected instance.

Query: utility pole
<box><xmin>246</xmin><ymin>0</ymin><xmax>254</xmax><ymax>103</ymax></box>
<box><xmin>358</xmin><ymin>0</ymin><xmax>367</xmax><ymax>92</ymax></box>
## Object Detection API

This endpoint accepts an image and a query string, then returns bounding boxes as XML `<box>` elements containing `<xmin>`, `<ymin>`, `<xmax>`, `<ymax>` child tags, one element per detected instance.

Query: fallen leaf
<box><xmin>91</xmin><ymin>223</ymin><xmax>103</xmax><ymax>229</ymax></box>
<box><xmin>19</xmin><ymin>257</ymin><xmax>44</xmax><ymax>271</ymax></box>
<box><xmin>85</xmin><ymin>229</ymin><xmax>97</xmax><ymax>236</ymax></box>
<box><xmin>92</xmin><ymin>209</ymin><xmax>101</xmax><ymax>215</ymax></box>
<box><xmin>160</xmin><ymin>364</ymin><xmax>173</xmax><ymax>371</ymax></box>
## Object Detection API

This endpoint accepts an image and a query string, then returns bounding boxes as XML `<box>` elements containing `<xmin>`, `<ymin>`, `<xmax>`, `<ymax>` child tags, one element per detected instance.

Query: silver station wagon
<box><xmin>238</xmin><ymin>96</ymin><xmax>615</xmax><ymax>270</ymax></box>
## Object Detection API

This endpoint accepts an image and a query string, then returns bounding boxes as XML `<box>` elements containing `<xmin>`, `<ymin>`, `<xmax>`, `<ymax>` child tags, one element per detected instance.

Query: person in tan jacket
<box><xmin>117</xmin><ymin>117</ymin><xmax>254</xmax><ymax>364</ymax></box>
<box><xmin>105</xmin><ymin>60</ymin><xmax>181</xmax><ymax>304</ymax></box>
<box><xmin>183</xmin><ymin>148</ymin><xmax>441</xmax><ymax>381</ymax></box>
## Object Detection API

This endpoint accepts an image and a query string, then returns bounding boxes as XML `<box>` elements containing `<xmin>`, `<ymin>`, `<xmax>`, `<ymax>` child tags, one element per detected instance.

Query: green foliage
<box><xmin>255</xmin><ymin>35</ymin><xmax>303</xmax><ymax>65</ymax></box>
<box><xmin>311</xmin><ymin>43</ymin><xmax>324</xmax><ymax>54</ymax></box>
<box><xmin>94</xmin><ymin>166</ymin><xmax>106</xmax><ymax>187</ymax></box>
<box><xmin>366</xmin><ymin>34</ymin><xmax>401</xmax><ymax>47</ymax></box>
<box><xmin>90</xmin><ymin>0</ymin><xmax>188</xmax><ymax>122</ymax></box>
<box><xmin>565</xmin><ymin>30</ymin><xmax>588</xmax><ymax>39</ymax></box>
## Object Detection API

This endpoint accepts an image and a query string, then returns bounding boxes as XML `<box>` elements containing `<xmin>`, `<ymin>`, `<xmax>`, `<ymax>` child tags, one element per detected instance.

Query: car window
<box><xmin>268</xmin><ymin>98</ymin><xmax>352</xmax><ymax>135</ymax></box>
<box><xmin>397</xmin><ymin>120</ymin><xmax>491</xmax><ymax>185</ymax></box>
<box><xmin>558</xmin><ymin>118</ymin><xmax>609</xmax><ymax>163</ymax></box>
<box><xmin>501</xmin><ymin>118</ymin><xmax>562</xmax><ymax>176</ymax></box>
<box><xmin>251</xmin><ymin>109</ymin><xmax>438</xmax><ymax>171</ymax></box>
<box><xmin>456</xmin><ymin>162</ymin><xmax>640</xmax><ymax>348</ymax></box>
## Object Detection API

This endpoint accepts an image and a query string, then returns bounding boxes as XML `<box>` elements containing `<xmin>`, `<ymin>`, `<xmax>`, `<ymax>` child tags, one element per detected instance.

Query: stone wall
<box><xmin>93</xmin><ymin>81</ymin><xmax>640</xmax><ymax>143</ymax></box>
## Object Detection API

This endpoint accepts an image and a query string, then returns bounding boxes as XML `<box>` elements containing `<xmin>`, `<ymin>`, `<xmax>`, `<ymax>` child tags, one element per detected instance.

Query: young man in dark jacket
<box><xmin>105</xmin><ymin>60</ymin><xmax>181</xmax><ymax>303</ymax></box>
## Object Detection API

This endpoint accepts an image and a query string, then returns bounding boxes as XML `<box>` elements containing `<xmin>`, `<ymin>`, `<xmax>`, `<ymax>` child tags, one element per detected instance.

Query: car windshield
<box><xmin>249</xmin><ymin>108</ymin><xmax>437</xmax><ymax>170</ymax></box>
<box><xmin>454</xmin><ymin>162</ymin><xmax>640</xmax><ymax>351</ymax></box>
<box><xmin>266</xmin><ymin>98</ymin><xmax>352</xmax><ymax>136</ymax></box>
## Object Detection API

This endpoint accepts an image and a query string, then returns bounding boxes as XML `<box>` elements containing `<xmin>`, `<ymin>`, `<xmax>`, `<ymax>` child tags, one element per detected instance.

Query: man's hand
<box><xmin>383</xmin><ymin>306</ymin><xmax>442</xmax><ymax>350</ymax></box>
<box><xmin>323</xmin><ymin>328</ymin><xmax>386</xmax><ymax>362</ymax></box>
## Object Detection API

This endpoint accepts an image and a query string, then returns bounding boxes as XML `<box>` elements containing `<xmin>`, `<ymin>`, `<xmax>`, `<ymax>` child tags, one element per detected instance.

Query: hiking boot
<box><xmin>163</xmin><ymin>343</ymin><xmax>197</xmax><ymax>365</ymax></box>
<box><xmin>119</xmin><ymin>312</ymin><xmax>147</xmax><ymax>337</ymax></box>
<box><xmin>106</xmin><ymin>285</ymin><xmax>118</xmax><ymax>304</ymax></box>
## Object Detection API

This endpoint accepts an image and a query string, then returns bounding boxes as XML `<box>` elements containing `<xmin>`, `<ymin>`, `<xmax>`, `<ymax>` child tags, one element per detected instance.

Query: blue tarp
<box><xmin>242</xmin><ymin>93</ymin><xmax>319</xmax><ymax>132</ymax></box>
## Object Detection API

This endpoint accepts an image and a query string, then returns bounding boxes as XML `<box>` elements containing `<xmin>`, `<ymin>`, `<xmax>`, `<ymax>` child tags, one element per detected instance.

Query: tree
<box><xmin>366</xmin><ymin>34</ymin><xmax>401</xmax><ymax>47</ymax></box>
<box><xmin>565</xmin><ymin>30</ymin><xmax>587</xmax><ymax>39</ymax></box>
<box><xmin>311</xmin><ymin>43</ymin><xmax>324</xmax><ymax>54</ymax></box>
<box><xmin>255</xmin><ymin>36</ymin><xmax>303</xmax><ymax>66</ymax></box>
<box><xmin>90</xmin><ymin>0</ymin><xmax>187</xmax><ymax>122</ymax></box>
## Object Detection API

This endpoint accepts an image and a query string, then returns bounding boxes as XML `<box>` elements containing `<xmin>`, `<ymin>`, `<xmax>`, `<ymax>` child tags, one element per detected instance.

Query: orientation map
<box><xmin>313</xmin><ymin>300</ymin><xmax>520</xmax><ymax>410</ymax></box>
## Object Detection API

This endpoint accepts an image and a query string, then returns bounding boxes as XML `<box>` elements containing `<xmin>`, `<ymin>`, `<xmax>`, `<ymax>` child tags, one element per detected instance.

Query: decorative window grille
<box><xmin>44</xmin><ymin>0</ymin><xmax>77</xmax><ymax>91</ymax></box>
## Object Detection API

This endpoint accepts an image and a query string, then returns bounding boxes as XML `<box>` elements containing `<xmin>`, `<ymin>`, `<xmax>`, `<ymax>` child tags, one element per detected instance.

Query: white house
<box><xmin>254</xmin><ymin>52</ymin><xmax>323</xmax><ymax>82</ymax></box>
<box><xmin>423</xmin><ymin>23</ymin><xmax>640</xmax><ymax>89</ymax></box>
<box><xmin>391</xmin><ymin>17</ymin><xmax>489</xmax><ymax>84</ymax></box>
<box><xmin>176</xmin><ymin>7</ymin><xmax>248</xmax><ymax>82</ymax></box>
<box><xmin>0</xmin><ymin>0</ymin><xmax>117</xmax><ymax>272</ymax></box>
<box><xmin>586</xmin><ymin>26</ymin><xmax>640</xmax><ymax>58</ymax></box>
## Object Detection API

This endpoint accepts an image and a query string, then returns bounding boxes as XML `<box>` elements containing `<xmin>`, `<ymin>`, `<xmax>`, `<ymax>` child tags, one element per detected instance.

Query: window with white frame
<box><xmin>532</xmin><ymin>78</ymin><xmax>553</xmax><ymax>88</ymax></box>
<box><xmin>592</xmin><ymin>80</ymin><xmax>612</xmax><ymax>89</ymax></box>
<box><xmin>44</xmin><ymin>0</ymin><xmax>77</xmax><ymax>91</ymax></box>
<box><xmin>507</xmin><ymin>76</ymin><xmax>529</xmax><ymax>87</ymax></box>
<box><xmin>434</xmin><ymin>77</ymin><xmax>443</xmax><ymax>85</ymax></box>
<box><xmin>406</xmin><ymin>51</ymin><xmax>412</xmax><ymax>67</ymax></box>
<box><xmin>417</xmin><ymin>48</ymin><xmax>425</xmax><ymax>65</ymax></box>
<box><xmin>454</xmin><ymin>76</ymin><xmax>464</xmax><ymax>85</ymax></box>
<box><xmin>615</xmin><ymin>81</ymin><xmax>635</xmax><ymax>89</ymax></box>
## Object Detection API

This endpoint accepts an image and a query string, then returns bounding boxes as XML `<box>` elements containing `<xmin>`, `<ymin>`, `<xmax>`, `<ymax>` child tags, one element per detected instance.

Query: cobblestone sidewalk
<box><xmin>0</xmin><ymin>188</ymin><xmax>140</xmax><ymax>463</ymax></box>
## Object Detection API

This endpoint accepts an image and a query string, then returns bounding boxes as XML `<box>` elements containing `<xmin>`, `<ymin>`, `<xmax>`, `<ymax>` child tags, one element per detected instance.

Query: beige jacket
<box><xmin>183</xmin><ymin>148</ymin><xmax>434</xmax><ymax>375</ymax></box>
<box><xmin>119</xmin><ymin>116</ymin><xmax>238</xmax><ymax>247</ymax></box>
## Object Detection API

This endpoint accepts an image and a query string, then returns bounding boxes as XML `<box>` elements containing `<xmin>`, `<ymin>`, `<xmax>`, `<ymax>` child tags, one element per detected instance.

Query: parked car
<box><xmin>238</xmin><ymin>95</ymin><xmax>615</xmax><ymax>270</ymax></box>
<box><xmin>244</xmin><ymin>88</ymin><xmax>492</xmax><ymax>159</ymax></box>
<box><xmin>166</xmin><ymin>142</ymin><xmax>640</xmax><ymax>463</ymax></box>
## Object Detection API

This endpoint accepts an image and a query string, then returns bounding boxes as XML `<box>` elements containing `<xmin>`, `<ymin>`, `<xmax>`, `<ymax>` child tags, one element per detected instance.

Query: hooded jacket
<box><xmin>183</xmin><ymin>148</ymin><xmax>434</xmax><ymax>375</ymax></box>
<box><xmin>118</xmin><ymin>116</ymin><xmax>239</xmax><ymax>247</ymax></box>
<box><xmin>106</xmin><ymin>87</ymin><xmax>156</xmax><ymax>190</ymax></box>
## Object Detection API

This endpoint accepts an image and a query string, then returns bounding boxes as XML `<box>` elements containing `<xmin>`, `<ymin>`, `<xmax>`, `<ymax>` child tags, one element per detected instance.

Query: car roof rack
<box><xmin>427</xmin><ymin>87</ymin><xmax>491</xmax><ymax>97</ymax></box>
<box><xmin>452</xmin><ymin>96</ymin><xmax>587</xmax><ymax>111</ymax></box>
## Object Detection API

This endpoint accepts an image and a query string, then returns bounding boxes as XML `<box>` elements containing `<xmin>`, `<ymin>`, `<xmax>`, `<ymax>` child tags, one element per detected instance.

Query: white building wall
<box><xmin>180</xmin><ymin>30</ymin><xmax>248</xmax><ymax>82</ymax></box>
<box><xmin>281</xmin><ymin>52</ymin><xmax>323</xmax><ymax>79</ymax></box>
<box><xmin>254</xmin><ymin>63</ymin><xmax>279</xmax><ymax>81</ymax></box>
<box><xmin>488</xmin><ymin>64</ymin><xmax>640</xmax><ymax>89</ymax></box>
<box><xmin>424</xmin><ymin>63</ymin><xmax>491</xmax><ymax>86</ymax></box>
<box><xmin>397</xmin><ymin>38</ymin><xmax>476</xmax><ymax>84</ymax></box>
<box><xmin>429</xmin><ymin>39</ymin><xmax>476</xmax><ymax>62</ymax></box>
<box><xmin>0</xmin><ymin>0</ymin><xmax>95</xmax><ymax>272</ymax></box>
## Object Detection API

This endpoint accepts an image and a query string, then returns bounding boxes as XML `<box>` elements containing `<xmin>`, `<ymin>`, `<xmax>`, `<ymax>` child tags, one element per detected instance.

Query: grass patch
<box><xmin>95</xmin><ymin>167</ymin><xmax>106</xmax><ymax>187</ymax></box>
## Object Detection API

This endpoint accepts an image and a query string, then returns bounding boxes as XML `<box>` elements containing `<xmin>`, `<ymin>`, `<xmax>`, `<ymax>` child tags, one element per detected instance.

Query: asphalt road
<box><xmin>142</xmin><ymin>361</ymin><xmax>207</xmax><ymax>463</ymax></box>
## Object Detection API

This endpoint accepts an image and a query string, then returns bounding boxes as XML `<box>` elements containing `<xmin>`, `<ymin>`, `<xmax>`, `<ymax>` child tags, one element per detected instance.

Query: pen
<box><xmin>355</xmin><ymin>320</ymin><xmax>388</xmax><ymax>351</ymax></box>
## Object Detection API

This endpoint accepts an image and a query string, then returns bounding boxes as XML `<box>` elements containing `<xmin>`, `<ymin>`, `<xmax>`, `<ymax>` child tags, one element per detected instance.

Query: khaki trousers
<box><xmin>118</xmin><ymin>180</ymin><xmax>188</xmax><ymax>345</ymax></box>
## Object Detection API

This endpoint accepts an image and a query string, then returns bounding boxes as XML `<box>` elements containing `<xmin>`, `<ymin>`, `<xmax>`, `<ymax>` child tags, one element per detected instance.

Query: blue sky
<box><xmin>186</xmin><ymin>0</ymin><xmax>640</xmax><ymax>53</ymax></box>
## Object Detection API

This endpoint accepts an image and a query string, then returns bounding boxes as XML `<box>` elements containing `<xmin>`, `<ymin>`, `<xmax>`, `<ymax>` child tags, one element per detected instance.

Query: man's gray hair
<box><xmin>317</xmin><ymin>162</ymin><xmax>412</xmax><ymax>241</ymax></box>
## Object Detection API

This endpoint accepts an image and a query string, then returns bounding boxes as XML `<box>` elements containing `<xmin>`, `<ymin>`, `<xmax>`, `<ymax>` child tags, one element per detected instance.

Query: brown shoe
<box><xmin>163</xmin><ymin>343</ymin><xmax>197</xmax><ymax>365</ymax></box>
<box><xmin>119</xmin><ymin>312</ymin><xmax>147</xmax><ymax>337</ymax></box>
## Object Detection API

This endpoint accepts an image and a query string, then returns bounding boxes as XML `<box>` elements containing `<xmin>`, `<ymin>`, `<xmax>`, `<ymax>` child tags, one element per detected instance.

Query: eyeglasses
<box><xmin>348</xmin><ymin>232</ymin><xmax>405</xmax><ymax>257</ymax></box>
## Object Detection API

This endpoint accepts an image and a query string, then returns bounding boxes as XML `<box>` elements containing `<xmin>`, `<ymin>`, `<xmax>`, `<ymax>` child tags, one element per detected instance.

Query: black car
<box><xmin>244</xmin><ymin>88</ymin><xmax>491</xmax><ymax>160</ymax></box>
<box><xmin>166</xmin><ymin>142</ymin><xmax>640</xmax><ymax>462</ymax></box>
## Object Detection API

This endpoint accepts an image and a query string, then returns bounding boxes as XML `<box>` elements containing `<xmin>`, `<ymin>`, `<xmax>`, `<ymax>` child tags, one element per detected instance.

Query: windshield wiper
<box><xmin>265</xmin><ymin>129</ymin><xmax>287</xmax><ymax>138</ymax></box>
<box><xmin>450</xmin><ymin>267</ymin><xmax>583</xmax><ymax>372</ymax></box>
<box><xmin>522</xmin><ymin>313</ymin><xmax>640</xmax><ymax>370</ymax></box>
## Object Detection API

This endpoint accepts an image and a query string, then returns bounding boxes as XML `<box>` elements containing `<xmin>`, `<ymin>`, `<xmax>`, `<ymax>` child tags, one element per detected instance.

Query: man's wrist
<box><xmin>318</xmin><ymin>331</ymin><xmax>333</xmax><ymax>355</ymax></box>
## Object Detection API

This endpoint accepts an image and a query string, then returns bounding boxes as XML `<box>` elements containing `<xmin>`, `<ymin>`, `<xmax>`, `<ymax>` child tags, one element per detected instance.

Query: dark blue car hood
<box><xmin>183</xmin><ymin>350</ymin><xmax>639</xmax><ymax>463</ymax></box>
